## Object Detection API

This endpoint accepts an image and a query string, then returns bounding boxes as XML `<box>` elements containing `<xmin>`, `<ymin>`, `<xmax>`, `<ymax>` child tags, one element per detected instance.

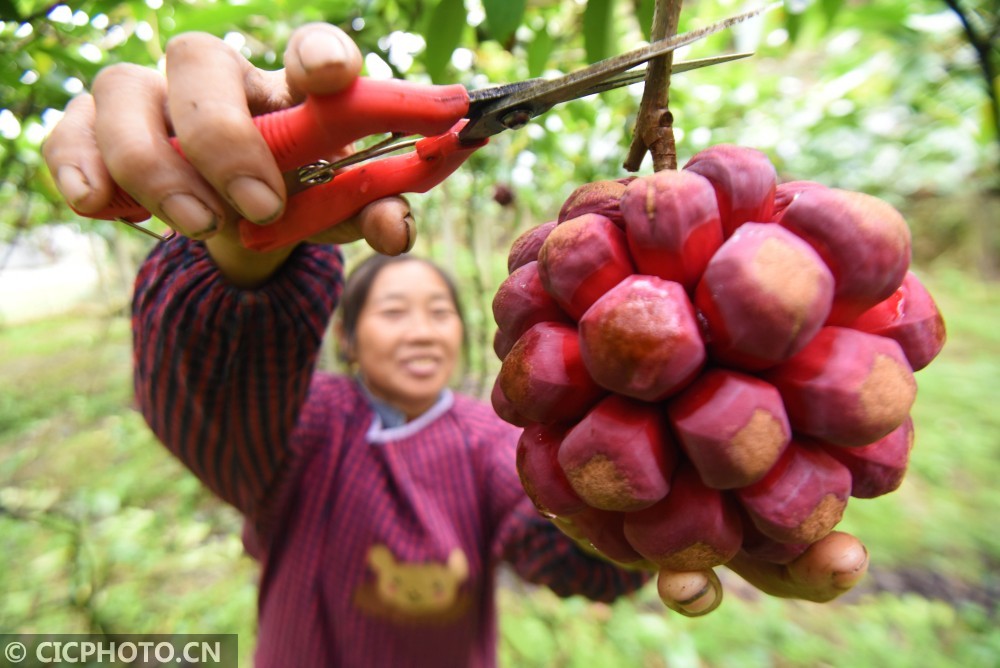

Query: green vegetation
<box><xmin>1</xmin><ymin>266</ymin><xmax>996</xmax><ymax>666</ymax></box>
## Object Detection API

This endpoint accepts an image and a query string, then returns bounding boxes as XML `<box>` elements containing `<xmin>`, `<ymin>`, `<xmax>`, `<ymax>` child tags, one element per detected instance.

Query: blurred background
<box><xmin>1</xmin><ymin>0</ymin><xmax>997</xmax><ymax>665</ymax></box>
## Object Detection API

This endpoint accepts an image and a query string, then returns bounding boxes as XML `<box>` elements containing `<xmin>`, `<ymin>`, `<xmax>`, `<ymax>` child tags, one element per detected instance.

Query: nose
<box><xmin>404</xmin><ymin>309</ymin><xmax>437</xmax><ymax>341</ymax></box>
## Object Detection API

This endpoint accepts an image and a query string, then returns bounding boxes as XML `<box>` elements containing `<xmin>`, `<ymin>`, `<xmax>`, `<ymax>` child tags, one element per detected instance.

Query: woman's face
<box><xmin>350</xmin><ymin>260</ymin><xmax>464</xmax><ymax>420</ymax></box>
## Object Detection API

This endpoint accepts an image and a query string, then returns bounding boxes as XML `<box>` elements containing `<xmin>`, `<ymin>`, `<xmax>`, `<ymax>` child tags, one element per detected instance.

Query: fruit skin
<box><xmin>772</xmin><ymin>180</ymin><xmax>826</xmax><ymax>220</ymax></box>
<box><xmin>537</xmin><ymin>213</ymin><xmax>636</xmax><ymax>320</ymax></box>
<box><xmin>508</xmin><ymin>221</ymin><xmax>557</xmax><ymax>273</ymax></box>
<box><xmin>623</xmin><ymin>463</ymin><xmax>743</xmax><ymax>571</ymax></box>
<box><xmin>736</xmin><ymin>440</ymin><xmax>852</xmax><ymax>544</ymax></box>
<box><xmin>849</xmin><ymin>271</ymin><xmax>946</xmax><ymax>371</ymax></box>
<box><xmin>823</xmin><ymin>417</ymin><xmax>914</xmax><ymax>499</ymax></box>
<box><xmin>667</xmin><ymin>369</ymin><xmax>791</xmax><ymax>490</ymax></box>
<box><xmin>497</xmin><ymin>321</ymin><xmax>606</xmax><ymax>425</ymax></box>
<box><xmin>553</xmin><ymin>507</ymin><xmax>647</xmax><ymax>564</ymax></box>
<box><xmin>620</xmin><ymin>169</ymin><xmax>724</xmax><ymax>292</ymax></box>
<box><xmin>558</xmin><ymin>394</ymin><xmax>676</xmax><ymax>512</ymax></box>
<box><xmin>578</xmin><ymin>275</ymin><xmax>706</xmax><ymax>402</ymax></box>
<box><xmin>737</xmin><ymin>513</ymin><xmax>810</xmax><ymax>565</ymax></box>
<box><xmin>763</xmin><ymin>326</ymin><xmax>917</xmax><ymax>447</ymax></box>
<box><xmin>779</xmin><ymin>187</ymin><xmax>912</xmax><ymax>324</ymax></box>
<box><xmin>683</xmin><ymin>144</ymin><xmax>777</xmax><ymax>237</ymax></box>
<box><xmin>695</xmin><ymin>223</ymin><xmax>835</xmax><ymax>370</ymax></box>
<box><xmin>492</xmin><ymin>260</ymin><xmax>571</xmax><ymax>358</ymax></box>
<box><xmin>491</xmin><ymin>377</ymin><xmax>530</xmax><ymax>427</ymax></box>
<box><xmin>557</xmin><ymin>179</ymin><xmax>629</xmax><ymax>227</ymax></box>
<box><xmin>516</xmin><ymin>422</ymin><xmax>587</xmax><ymax>516</ymax></box>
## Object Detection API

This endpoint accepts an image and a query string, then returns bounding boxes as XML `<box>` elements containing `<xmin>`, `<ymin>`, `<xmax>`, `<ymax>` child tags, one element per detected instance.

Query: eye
<box><xmin>378</xmin><ymin>308</ymin><xmax>408</xmax><ymax>320</ymax></box>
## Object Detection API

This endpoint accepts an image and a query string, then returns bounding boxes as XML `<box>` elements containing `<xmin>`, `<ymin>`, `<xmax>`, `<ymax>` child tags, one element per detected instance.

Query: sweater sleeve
<box><xmin>479</xmin><ymin>412</ymin><xmax>650</xmax><ymax>603</ymax></box>
<box><xmin>131</xmin><ymin>236</ymin><xmax>343</xmax><ymax>520</ymax></box>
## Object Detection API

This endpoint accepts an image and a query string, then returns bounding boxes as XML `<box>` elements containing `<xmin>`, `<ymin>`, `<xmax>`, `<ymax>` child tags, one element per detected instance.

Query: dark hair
<box><xmin>339</xmin><ymin>254</ymin><xmax>466</xmax><ymax>351</ymax></box>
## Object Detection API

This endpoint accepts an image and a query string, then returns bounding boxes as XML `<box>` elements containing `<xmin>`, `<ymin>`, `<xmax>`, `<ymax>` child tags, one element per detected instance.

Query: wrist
<box><xmin>204</xmin><ymin>223</ymin><xmax>298</xmax><ymax>288</ymax></box>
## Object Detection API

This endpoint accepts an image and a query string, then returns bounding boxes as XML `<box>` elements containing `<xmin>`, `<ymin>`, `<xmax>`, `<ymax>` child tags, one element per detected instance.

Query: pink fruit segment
<box><xmin>736</xmin><ymin>440</ymin><xmax>851</xmax><ymax>544</ymax></box>
<box><xmin>683</xmin><ymin>144</ymin><xmax>777</xmax><ymax>237</ymax></box>
<box><xmin>695</xmin><ymin>223</ymin><xmax>835</xmax><ymax>370</ymax></box>
<box><xmin>849</xmin><ymin>271</ymin><xmax>946</xmax><ymax>371</ymax></box>
<box><xmin>557</xmin><ymin>179</ymin><xmax>629</xmax><ymax>227</ymax></box>
<box><xmin>578</xmin><ymin>275</ymin><xmax>706</xmax><ymax>401</ymax></box>
<box><xmin>667</xmin><ymin>369</ymin><xmax>791</xmax><ymax>489</ymax></box>
<box><xmin>621</xmin><ymin>170</ymin><xmax>724</xmax><ymax>292</ymax></box>
<box><xmin>737</xmin><ymin>516</ymin><xmax>810</xmax><ymax>565</ymax></box>
<box><xmin>779</xmin><ymin>187</ymin><xmax>912</xmax><ymax>324</ymax></box>
<box><xmin>823</xmin><ymin>417</ymin><xmax>914</xmax><ymax>499</ymax></box>
<box><xmin>507</xmin><ymin>220</ymin><xmax>557</xmax><ymax>273</ymax></box>
<box><xmin>493</xmin><ymin>327</ymin><xmax>517</xmax><ymax>361</ymax></box>
<box><xmin>538</xmin><ymin>213</ymin><xmax>636</xmax><ymax>320</ymax></box>
<box><xmin>498</xmin><ymin>322</ymin><xmax>605</xmax><ymax>424</ymax></box>
<box><xmin>492</xmin><ymin>261</ymin><xmax>571</xmax><ymax>348</ymax></box>
<box><xmin>772</xmin><ymin>181</ymin><xmax>826</xmax><ymax>221</ymax></box>
<box><xmin>763</xmin><ymin>327</ymin><xmax>917</xmax><ymax>447</ymax></box>
<box><xmin>558</xmin><ymin>394</ymin><xmax>676</xmax><ymax>512</ymax></box>
<box><xmin>490</xmin><ymin>376</ymin><xmax>529</xmax><ymax>427</ymax></box>
<box><xmin>516</xmin><ymin>422</ymin><xmax>587</xmax><ymax>516</ymax></box>
<box><xmin>554</xmin><ymin>507</ymin><xmax>646</xmax><ymax>564</ymax></box>
<box><xmin>623</xmin><ymin>463</ymin><xmax>743</xmax><ymax>570</ymax></box>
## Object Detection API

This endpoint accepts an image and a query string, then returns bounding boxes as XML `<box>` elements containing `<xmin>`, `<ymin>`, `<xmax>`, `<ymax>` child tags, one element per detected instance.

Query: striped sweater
<box><xmin>132</xmin><ymin>237</ymin><xmax>647</xmax><ymax>667</ymax></box>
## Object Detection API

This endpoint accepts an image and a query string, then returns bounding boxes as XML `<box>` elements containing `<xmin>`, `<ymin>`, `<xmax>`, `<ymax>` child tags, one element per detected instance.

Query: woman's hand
<box><xmin>42</xmin><ymin>23</ymin><xmax>415</xmax><ymax>285</ymax></box>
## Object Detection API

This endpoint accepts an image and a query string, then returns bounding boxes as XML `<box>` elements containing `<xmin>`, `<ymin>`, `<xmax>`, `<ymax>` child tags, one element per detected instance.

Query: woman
<box><xmin>43</xmin><ymin>21</ymin><xmax>870</xmax><ymax>667</ymax></box>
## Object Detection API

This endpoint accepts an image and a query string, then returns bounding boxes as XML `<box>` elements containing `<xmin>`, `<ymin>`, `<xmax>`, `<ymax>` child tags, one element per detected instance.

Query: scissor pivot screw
<box><xmin>501</xmin><ymin>109</ymin><xmax>532</xmax><ymax>131</ymax></box>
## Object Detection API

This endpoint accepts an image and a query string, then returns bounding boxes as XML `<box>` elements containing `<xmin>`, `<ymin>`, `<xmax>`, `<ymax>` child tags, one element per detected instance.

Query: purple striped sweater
<box><xmin>132</xmin><ymin>237</ymin><xmax>647</xmax><ymax>667</ymax></box>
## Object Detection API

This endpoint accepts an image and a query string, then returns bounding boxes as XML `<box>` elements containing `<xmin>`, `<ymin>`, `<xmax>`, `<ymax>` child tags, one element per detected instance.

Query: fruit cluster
<box><xmin>492</xmin><ymin>144</ymin><xmax>946</xmax><ymax>573</ymax></box>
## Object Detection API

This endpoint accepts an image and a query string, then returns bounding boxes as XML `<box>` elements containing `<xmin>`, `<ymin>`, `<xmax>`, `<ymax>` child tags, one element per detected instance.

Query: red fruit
<box><xmin>497</xmin><ymin>322</ymin><xmax>605</xmax><ymax>424</ymax></box>
<box><xmin>695</xmin><ymin>223</ymin><xmax>835</xmax><ymax>370</ymax></box>
<box><xmin>623</xmin><ymin>464</ymin><xmax>743</xmax><ymax>570</ymax></box>
<box><xmin>490</xmin><ymin>376</ymin><xmax>529</xmax><ymax>427</ymax></box>
<box><xmin>763</xmin><ymin>327</ymin><xmax>917</xmax><ymax>447</ymax></box>
<box><xmin>557</xmin><ymin>179</ymin><xmax>629</xmax><ymax>227</ymax></box>
<box><xmin>667</xmin><ymin>369</ymin><xmax>791</xmax><ymax>489</ymax></box>
<box><xmin>516</xmin><ymin>422</ymin><xmax>587</xmax><ymax>516</ymax></box>
<box><xmin>850</xmin><ymin>271</ymin><xmax>946</xmax><ymax>371</ymax></box>
<box><xmin>558</xmin><ymin>395</ymin><xmax>676</xmax><ymax>512</ymax></box>
<box><xmin>823</xmin><ymin>417</ymin><xmax>914</xmax><ymax>499</ymax></box>
<box><xmin>507</xmin><ymin>220</ymin><xmax>557</xmax><ymax>273</ymax></box>
<box><xmin>492</xmin><ymin>261</ymin><xmax>571</xmax><ymax>348</ymax></box>
<box><xmin>537</xmin><ymin>213</ymin><xmax>636</xmax><ymax>320</ymax></box>
<box><xmin>737</xmin><ymin>516</ymin><xmax>810</xmax><ymax>565</ymax></box>
<box><xmin>578</xmin><ymin>275</ymin><xmax>706</xmax><ymax>401</ymax></box>
<box><xmin>621</xmin><ymin>170</ymin><xmax>724</xmax><ymax>292</ymax></box>
<box><xmin>736</xmin><ymin>440</ymin><xmax>851</xmax><ymax>544</ymax></box>
<box><xmin>772</xmin><ymin>181</ymin><xmax>826</xmax><ymax>220</ymax></box>
<box><xmin>493</xmin><ymin>328</ymin><xmax>517</xmax><ymax>361</ymax></box>
<box><xmin>554</xmin><ymin>507</ymin><xmax>646</xmax><ymax>564</ymax></box>
<box><xmin>779</xmin><ymin>187</ymin><xmax>912</xmax><ymax>324</ymax></box>
<box><xmin>683</xmin><ymin>144</ymin><xmax>777</xmax><ymax>237</ymax></box>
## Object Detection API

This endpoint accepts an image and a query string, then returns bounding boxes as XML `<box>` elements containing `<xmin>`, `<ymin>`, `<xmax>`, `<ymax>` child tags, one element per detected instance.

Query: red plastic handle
<box><xmin>239</xmin><ymin>121</ymin><xmax>488</xmax><ymax>252</ymax></box>
<box><xmin>80</xmin><ymin>78</ymin><xmax>471</xmax><ymax>224</ymax></box>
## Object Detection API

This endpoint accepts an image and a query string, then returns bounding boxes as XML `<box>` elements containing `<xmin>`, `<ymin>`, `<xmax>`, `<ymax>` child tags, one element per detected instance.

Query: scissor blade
<box><xmin>460</xmin><ymin>3</ymin><xmax>777</xmax><ymax>142</ymax></box>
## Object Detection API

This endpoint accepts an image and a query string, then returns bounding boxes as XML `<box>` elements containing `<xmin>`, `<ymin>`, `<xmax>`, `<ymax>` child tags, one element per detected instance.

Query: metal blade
<box><xmin>459</xmin><ymin>3</ymin><xmax>777</xmax><ymax>142</ymax></box>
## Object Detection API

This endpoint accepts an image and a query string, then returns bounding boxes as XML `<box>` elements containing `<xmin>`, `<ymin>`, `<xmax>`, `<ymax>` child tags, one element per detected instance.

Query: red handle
<box><xmin>239</xmin><ymin>121</ymin><xmax>487</xmax><ymax>252</ymax></box>
<box><xmin>81</xmin><ymin>78</ymin><xmax>471</xmax><ymax>223</ymax></box>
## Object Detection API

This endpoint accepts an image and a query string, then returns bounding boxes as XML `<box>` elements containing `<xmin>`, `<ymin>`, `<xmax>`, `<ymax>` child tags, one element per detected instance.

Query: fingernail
<box><xmin>403</xmin><ymin>214</ymin><xmax>416</xmax><ymax>252</ymax></box>
<box><xmin>677</xmin><ymin>581</ymin><xmax>718</xmax><ymax>616</ymax></box>
<box><xmin>160</xmin><ymin>194</ymin><xmax>218</xmax><ymax>237</ymax></box>
<box><xmin>297</xmin><ymin>32</ymin><xmax>348</xmax><ymax>73</ymax></box>
<box><xmin>57</xmin><ymin>166</ymin><xmax>92</xmax><ymax>207</ymax></box>
<box><xmin>227</xmin><ymin>177</ymin><xmax>283</xmax><ymax>225</ymax></box>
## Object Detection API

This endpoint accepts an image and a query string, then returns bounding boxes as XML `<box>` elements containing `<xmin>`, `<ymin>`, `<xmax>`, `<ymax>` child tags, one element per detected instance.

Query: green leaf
<box><xmin>583</xmin><ymin>0</ymin><xmax>615</xmax><ymax>63</ymax></box>
<box><xmin>483</xmin><ymin>0</ymin><xmax>525</xmax><ymax>46</ymax></box>
<box><xmin>785</xmin><ymin>8</ymin><xmax>805</xmax><ymax>44</ymax></box>
<box><xmin>0</xmin><ymin>0</ymin><xmax>19</xmax><ymax>21</ymax></box>
<box><xmin>527</xmin><ymin>26</ymin><xmax>554</xmax><ymax>77</ymax></box>
<box><xmin>423</xmin><ymin>0</ymin><xmax>467</xmax><ymax>83</ymax></box>
<box><xmin>819</xmin><ymin>0</ymin><xmax>843</xmax><ymax>28</ymax></box>
<box><xmin>634</xmin><ymin>0</ymin><xmax>655</xmax><ymax>42</ymax></box>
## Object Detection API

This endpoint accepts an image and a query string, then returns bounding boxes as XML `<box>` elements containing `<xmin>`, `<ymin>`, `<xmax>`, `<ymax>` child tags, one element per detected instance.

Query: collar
<box><xmin>356</xmin><ymin>379</ymin><xmax>454</xmax><ymax>444</ymax></box>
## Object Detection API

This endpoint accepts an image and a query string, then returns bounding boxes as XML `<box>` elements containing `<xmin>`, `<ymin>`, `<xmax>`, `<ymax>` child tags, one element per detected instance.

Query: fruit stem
<box><xmin>624</xmin><ymin>0</ymin><xmax>682</xmax><ymax>173</ymax></box>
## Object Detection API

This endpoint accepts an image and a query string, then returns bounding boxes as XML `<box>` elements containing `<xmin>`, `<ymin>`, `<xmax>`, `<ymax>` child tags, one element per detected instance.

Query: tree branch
<box><xmin>624</xmin><ymin>0</ymin><xmax>683</xmax><ymax>172</ymax></box>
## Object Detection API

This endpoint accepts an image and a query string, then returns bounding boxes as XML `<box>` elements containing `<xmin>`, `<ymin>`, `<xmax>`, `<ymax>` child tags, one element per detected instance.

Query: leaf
<box><xmin>423</xmin><ymin>0</ymin><xmax>467</xmax><ymax>83</ymax></box>
<box><xmin>785</xmin><ymin>8</ymin><xmax>805</xmax><ymax>44</ymax></box>
<box><xmin>819</xmin><ymin>0</ymin><xmax>843</xmax><ymax>28</ymax></box>
<box><xmin>0</xmin><ymin>0</ymin><xmax>18</xmax><ymax>21</ymax></box>
<box><xmin>583</xmin><ymin>0</ymin><xmax>615</xmax><ymax>63</ymax></box>
<box><xmin>483</xmin><ymin>0</ymin><xmax>526</xmax><ymax>46</ymax></box>
<box><xmin>634</xmin><ymin>0</ymin><xmax>655</xmax><ymax>42</ymax></box>
<box><xmin>527</xmin><ymin>26</ymin><xmax>554</xmax><ymax>77</ymax></box>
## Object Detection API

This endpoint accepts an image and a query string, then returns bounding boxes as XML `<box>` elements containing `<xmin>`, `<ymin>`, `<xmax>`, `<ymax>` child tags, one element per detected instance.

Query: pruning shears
<box><xmin>87</xmin><ymin>6</ymin><xmax>769</xmax><ymax>251</ymax></box>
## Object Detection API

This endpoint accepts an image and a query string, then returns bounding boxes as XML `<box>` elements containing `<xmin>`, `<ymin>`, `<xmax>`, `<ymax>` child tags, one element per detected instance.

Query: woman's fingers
<box><xmin>282</xmin><ymin>23</ymin><xmax>364</xmax><ymax>98</ymax></box>
<box><xmin>727</xmin><ymin>531</ymin><xmax>869</xmax><ymax>602</ymax></box>
<box><xmin>41</xmin><ymin>93</ymin><xmax>113</xmax><ymax>215</ymax></box>
<box><xmin>657</xmin><ymin>569</ymin><xmax>723</xmax><ymax>617</ymax></box>
<box><xmin>306</xmin><ymin>196</ymin><xmax>416</xmax><ymax>256</ymax></box>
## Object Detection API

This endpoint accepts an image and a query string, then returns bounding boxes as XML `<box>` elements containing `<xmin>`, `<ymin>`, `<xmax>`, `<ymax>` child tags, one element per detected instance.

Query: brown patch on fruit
<box><xmin>859</xmin><ymin>353</ymin><xmax>917</xmax><ymax>433</ymax></box>
<box><xmin>730</xmin><ymin>409</ymin><xmax>787</xmax><ymax>478</ymax></box>
<box><xmin>661</xmin><ymin>542</ymin><xmax>732</xmax><ymax>572</ymax></box>
<box><xmin>839</xmin><ymin>190</ymin><xmax>910</xmax><ymax>257</ymax></box>
<box><xmin>752</xmin><ymin>236</ymin><xmax>823</xmax><ymax>332</ymax></box>
<box><xmin>565</xmin><ymin>454</ymin><xmax>637</xmax><ymax>512</ymax></box>
<box><xmin>795</xmin><ymin>493</ymin><xmax>846</xmax><ymax>543</ymax></box>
